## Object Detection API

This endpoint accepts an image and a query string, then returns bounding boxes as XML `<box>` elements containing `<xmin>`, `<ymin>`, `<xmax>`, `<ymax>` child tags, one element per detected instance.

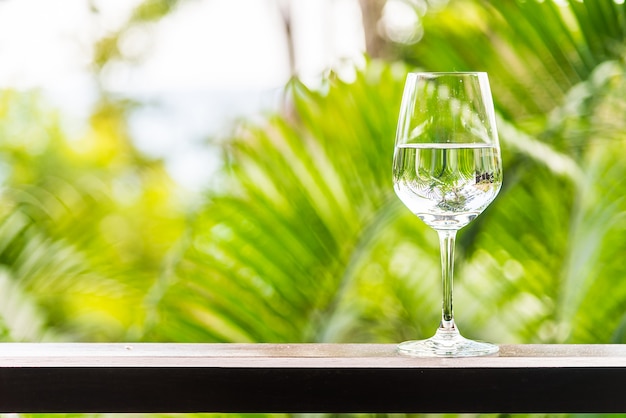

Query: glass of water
<box><xmin>392</xmin><ymin>72</ymin><xmax>502</xmax><ymax>357</ymax></box>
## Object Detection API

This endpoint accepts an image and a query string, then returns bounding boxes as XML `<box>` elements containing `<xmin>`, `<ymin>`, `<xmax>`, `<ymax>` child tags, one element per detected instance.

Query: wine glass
<box><xmin>392</xmin><ymin>72</ymin><xmax>502</xmax><ymax>357</ymax></box>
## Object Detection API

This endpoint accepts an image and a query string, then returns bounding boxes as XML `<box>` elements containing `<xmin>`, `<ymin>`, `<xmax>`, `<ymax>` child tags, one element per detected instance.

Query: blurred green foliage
<box><xmin>3</xmin><ymin>0</ymin><xmax>626</xmax><ymax>417</ymax></box>
<box><xmin>0</xmin><ymin>90</ymin><xmax>185</xmax><ymax>341</ymax></box>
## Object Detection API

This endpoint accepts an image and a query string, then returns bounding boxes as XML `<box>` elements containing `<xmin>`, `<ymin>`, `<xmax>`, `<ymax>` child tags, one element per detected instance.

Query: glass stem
<box><xmin>437</xmin><ymin>229</ymin><xmax>457</xmax><ymax>332</ymax></box>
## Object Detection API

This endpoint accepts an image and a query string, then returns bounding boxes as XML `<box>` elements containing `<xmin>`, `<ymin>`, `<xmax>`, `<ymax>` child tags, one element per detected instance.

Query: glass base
<box><xmin>397</xmin><ymin>328</ymin><xmax>499</xmax><ymax>357</ymax></box>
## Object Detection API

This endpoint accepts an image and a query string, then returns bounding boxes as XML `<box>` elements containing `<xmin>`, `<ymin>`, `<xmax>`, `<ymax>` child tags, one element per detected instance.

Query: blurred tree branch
<box><xmin>276</xmin><ymin>0</ymin><xmax>297</xmax><ymax>78</ymax></box>
<box><xmin>359</xmin><ymin>0</ymin><xmax>389</xmax><ymax>58</ymax></box>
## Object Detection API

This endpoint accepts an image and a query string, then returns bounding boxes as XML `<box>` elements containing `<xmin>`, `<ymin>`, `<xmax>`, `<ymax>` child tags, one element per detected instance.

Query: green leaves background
<box><xmin>152</xmin><ymin>0</ymin><xmax>626</xmax><ymax>348</ymax></box>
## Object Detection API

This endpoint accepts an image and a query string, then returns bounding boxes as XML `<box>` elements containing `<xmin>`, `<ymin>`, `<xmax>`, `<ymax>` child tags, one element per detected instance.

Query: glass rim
<box><xmin>407</xmin><ymin>71</ymin><xmax>488</xmax><ymax>76</ymax></box>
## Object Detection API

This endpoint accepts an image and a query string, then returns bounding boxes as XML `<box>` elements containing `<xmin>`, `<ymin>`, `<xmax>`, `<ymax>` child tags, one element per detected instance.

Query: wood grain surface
<box><xmin>0</xmin><ymin>343</ymin><xmax>623</xmax><ymax>413</ymax></box>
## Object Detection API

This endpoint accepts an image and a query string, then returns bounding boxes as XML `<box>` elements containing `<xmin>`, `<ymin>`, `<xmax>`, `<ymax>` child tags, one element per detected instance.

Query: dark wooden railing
<box><xmin>0</xmin><ymin>343</ymin><xmax>624</xmax><ymax>413</ymax></box>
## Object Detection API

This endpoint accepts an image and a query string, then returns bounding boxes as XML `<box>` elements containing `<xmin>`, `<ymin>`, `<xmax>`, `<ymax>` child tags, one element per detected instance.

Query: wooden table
<box><xmin>0</xmin><ymin>343</ymin><xmax>624</xmax><ymax>413</ymax></box>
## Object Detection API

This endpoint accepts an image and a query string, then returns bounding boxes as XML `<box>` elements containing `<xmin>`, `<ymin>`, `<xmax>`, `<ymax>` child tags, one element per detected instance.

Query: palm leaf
<box><xmin>148</xmin><ymin>1</ymin><xmax>626</xmax><ymax>352</ymax></box>
<box><xmin>393</xmin><ymin>0</ymin><xmax>626</xmax><ymax>346</ymax></box>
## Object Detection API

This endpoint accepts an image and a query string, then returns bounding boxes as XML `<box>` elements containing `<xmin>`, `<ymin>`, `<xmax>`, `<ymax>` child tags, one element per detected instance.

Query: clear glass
<box><xmin>392</xmin><ymin>72</ymin><xmax>502</xmax><ymax>357</ymax></box>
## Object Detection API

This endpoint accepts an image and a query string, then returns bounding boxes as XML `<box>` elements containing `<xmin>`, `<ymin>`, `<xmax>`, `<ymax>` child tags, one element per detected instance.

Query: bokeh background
<box><xmin>1</xmin><ymin>0</ymin><xmax>626</xmax><ymax>415</ymax></box>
